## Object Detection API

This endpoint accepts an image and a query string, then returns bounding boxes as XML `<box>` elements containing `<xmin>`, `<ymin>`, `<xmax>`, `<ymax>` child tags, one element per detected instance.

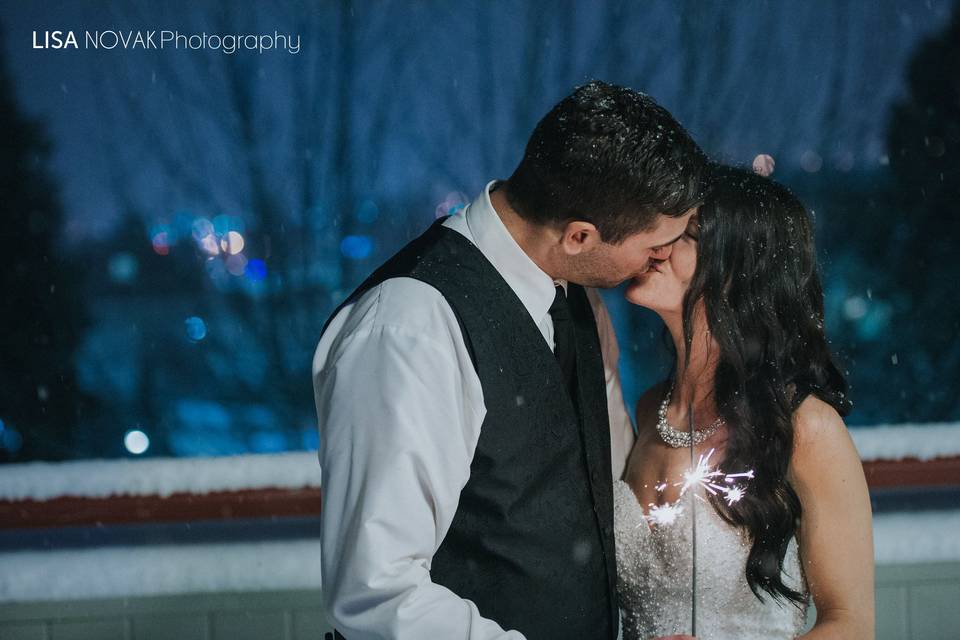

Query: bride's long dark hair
<box><xmin>681</xmin><ymin>164</ymin><xmax>850</xmax><ymax>604</ymax></box>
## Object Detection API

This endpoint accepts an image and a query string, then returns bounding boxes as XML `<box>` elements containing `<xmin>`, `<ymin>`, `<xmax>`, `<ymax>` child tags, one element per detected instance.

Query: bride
<box><xmin>614</xmin><ymin>164</ymin><xmax>874</xmax><ymax>639</ymax></box>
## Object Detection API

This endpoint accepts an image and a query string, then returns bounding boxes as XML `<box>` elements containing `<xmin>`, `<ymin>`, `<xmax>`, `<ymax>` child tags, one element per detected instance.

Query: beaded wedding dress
<box><xmin>613</xmin><ymin>479</ymin><xmax>809</xmax><ymax>640</ymax></box>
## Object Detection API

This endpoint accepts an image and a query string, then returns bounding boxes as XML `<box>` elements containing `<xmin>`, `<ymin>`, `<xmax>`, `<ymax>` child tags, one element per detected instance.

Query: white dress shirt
<box><xmin>312</xmin><ymin>180</ymin><xmax>635</xmax><ymax>639</ymax></box>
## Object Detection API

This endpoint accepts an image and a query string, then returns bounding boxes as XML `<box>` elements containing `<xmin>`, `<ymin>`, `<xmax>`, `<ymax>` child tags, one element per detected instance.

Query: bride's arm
<box><xmin>790</xmin><ymin>396</ymin><xmax>875</xmax><ymax>640</ymax></box>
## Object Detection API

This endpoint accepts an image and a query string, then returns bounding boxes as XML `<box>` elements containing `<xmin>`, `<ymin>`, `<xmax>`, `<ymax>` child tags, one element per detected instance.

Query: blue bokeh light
<box><xmin>108</xmin><ymin>252</ymin><xmax>139</xmax><ymax>284</ymax></box>
<box><xmin>212</xmin><ymin>214</ymin><xmax>245</xmax><ymax>236</ymax></box>
<box><xmin>191</xmin><ymin>217</ymin><xmax>215</xmax><ymax>242</ymax></box>
<box><xmin>250</xmin><ymin>430</ymin><xmax>287</xmax><ymax>453</ymax></box>
<box><xmin>245</xmin><ymin>258</ymin><xmax>267</xmax><ymax>281</ymax></box>
<box><xmin>1</xmin><ymin>426</ymin><xmax>23</xmax><ymax>453</ymax></box>
<box><xmin>301</xmin><ymin>427</ymin><xmax>319</xmax><ymax>450</ymax></box>
<box><xmin>340</xmin><ymin>235</ymin><xmax>374</xmax><ymax>260</ymax></box>
<box><xmin>185</xmin><ymin>316</ymin><xmax>207</xmax><ymax>342</ymax></box>
<box><xmin>356</xmin><ymin>200</ymin><xmax>379</xmax><ymax>224</ymax></box>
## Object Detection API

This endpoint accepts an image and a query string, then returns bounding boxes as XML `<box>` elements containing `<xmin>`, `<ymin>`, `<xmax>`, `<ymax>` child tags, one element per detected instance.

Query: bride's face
<box><xmin>624</xmin><ymin>213</ymin><xmax>699</xmax><ymax>313</ymax></box>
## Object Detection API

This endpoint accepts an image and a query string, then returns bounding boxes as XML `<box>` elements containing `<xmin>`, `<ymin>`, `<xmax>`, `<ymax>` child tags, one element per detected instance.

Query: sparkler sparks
<box><xmin>677</xmin><ymin>448</ymin><xmax>728</xmax><ymax>496</ymax></box>
<box><xmin>638</xmin><ymin>449</ymin><xmax>755</xmax><ymax>526</ymax></box>
<box><xmin>644</xmin><ymin>501</ymin><xmax>685</xmax><ymax>526</ymax></box>
<box><xmin>723</xmin><ymin>485</ymin><xmax>745</xmax><ymax>505</ymax></box>
<box><xmin>674</xmin><ymin>448</ymin><xmax>755</xmax><ymax>506</ymax></box>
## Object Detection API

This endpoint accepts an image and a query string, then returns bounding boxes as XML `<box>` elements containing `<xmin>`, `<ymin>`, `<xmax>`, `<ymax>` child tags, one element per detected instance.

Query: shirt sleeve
<box><xmin>312</xmin><ymin>280</ymin><xmax>526</xmax><ymax>640</ymax></box>
<box><xmin>586</xmin><ymin>288</ymin><xmax>636</xmax><ymax>481</ymax></box>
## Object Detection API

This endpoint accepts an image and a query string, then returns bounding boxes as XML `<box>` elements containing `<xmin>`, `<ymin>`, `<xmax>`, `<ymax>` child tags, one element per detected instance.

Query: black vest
<box><xmin>324</xmin><ymin>218</ymin><xmax>618</xmax><ymax>639</ymax></box>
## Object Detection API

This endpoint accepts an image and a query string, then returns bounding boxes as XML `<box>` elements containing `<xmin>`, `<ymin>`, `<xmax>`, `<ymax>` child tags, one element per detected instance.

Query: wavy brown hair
<box><xmin>681</xmin><ymin>164</ymin><xmax>850</xmax><ymax>604</ymax></box>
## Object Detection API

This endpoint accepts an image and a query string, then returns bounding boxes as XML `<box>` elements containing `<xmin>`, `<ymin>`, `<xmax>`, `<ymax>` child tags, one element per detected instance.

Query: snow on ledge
<box><xmin>0</xmin><ymin>451</ymin><xmax>321</xmax><ymax>502</ymax></box>
<box><xmin>874</xmin><ymin>510</ymin><xmax>960</xmax><ymax>565</ymax></box>
<box><xmin>0</xmin><ymin>422</ymin><xmax>958</xmax><ymax>503</ymax></box>
<box><xmin>0</xmin><ymin>512</ymin><xmax>956</xmax><ymax>603</ymax></box>
<box><xmin>849</xmin><ymin>422</ymin><xmax>960</xmax><ymax>462</ymax></box>
<box><xmin>0</xmin><ymin>538</ymin><xmax>322</xmax><ymax>603</ymax></box>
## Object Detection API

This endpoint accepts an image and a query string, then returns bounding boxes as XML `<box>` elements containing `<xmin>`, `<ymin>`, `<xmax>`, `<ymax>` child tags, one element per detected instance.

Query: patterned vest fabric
<box><xmin>324</xmin><ymin>218</ymin><xmax>618</xmax><ymax>639</ymax></box>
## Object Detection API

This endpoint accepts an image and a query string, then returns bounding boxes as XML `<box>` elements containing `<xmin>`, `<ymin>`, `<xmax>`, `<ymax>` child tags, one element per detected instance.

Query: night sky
<box><xmin>1</xmin><ymin>1</ymin><xmax>953</xmax><ymax>249</ymax></box>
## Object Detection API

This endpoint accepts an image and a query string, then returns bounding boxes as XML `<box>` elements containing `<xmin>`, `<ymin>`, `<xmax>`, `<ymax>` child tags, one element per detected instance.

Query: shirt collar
<box><xmin>463</xmin><ymin>180</ymin><xmax>564</xmax><ymax>325</ymax></box>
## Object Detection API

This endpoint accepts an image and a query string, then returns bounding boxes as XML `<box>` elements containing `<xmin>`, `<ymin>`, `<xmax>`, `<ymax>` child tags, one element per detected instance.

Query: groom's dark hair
<box><xmin>503</xmin><ymin>80</ymin><xmax>709</xmax><ymax>244</ymax></box>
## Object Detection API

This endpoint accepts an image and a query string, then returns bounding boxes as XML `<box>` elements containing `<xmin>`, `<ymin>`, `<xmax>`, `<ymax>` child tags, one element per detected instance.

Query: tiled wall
<box><xmin>0</xmin><ymin>591</ymin><xmax>334</xmax><ymax>640</ymax></box>
<box><xmin>2</xmin><ymin>562</ymin><xmax>958</xmax><ymax>639</ymax></box>
<box><xmin>874</xmin><ymin>562</ymin><xmax>960</xmax><ymax>639</ymax></box>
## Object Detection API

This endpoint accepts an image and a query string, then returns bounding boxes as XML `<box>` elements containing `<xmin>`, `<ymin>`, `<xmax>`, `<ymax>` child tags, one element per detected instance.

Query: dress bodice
<box><xmin>613</xmin><ymin>479</ymin><xmax>808</xmax><ymax>640</ymax></box>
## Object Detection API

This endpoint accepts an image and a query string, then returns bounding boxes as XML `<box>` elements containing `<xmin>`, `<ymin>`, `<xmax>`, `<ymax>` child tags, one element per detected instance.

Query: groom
<box><xmin>312</xmin><ymin>81</ymin><xmax>708</xmax><ymax>639</ymax></box>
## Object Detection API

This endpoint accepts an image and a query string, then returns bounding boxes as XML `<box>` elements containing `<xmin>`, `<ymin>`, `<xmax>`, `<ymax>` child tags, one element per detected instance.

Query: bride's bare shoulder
<box><xmin>791</xmin><ymin>394</ymin><xmax>863</xmax><ymax>483</ymax></box>
<box><xmin>793</xmin><ymin>395</ymin><xmax>847</xmax><ymax>449</ymax></box>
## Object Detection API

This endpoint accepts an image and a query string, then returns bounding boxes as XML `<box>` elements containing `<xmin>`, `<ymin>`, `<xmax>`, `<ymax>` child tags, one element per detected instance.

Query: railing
<box><xmin>862</xmin><ymin>455</ymin><xmax>960</xmax><ymax>488</ymax></box>
<box><xmin>0</xmin><ymin>458</ymin><xmax>957</xmax><ymax>530</ymax></box>
<box><xmin>0</xmin><ymin>451</ymin><xmax>322</xmax><ymax>530</ymax></box>
<box><xmin>0</xmin><ymin>486</ymin><xmax>323</xmax><ymax>529</ymax></box>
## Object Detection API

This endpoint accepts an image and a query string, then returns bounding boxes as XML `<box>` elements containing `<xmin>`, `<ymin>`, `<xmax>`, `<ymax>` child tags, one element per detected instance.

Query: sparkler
<box><xmin>680</xmin><ymin>404</ymin><xmax>756</xmax><ymax>636</ymax></box>
<box><xmin>689</xmin><ymin>401</ymin><xmax>697</xmax><ymax>638</ymax></box>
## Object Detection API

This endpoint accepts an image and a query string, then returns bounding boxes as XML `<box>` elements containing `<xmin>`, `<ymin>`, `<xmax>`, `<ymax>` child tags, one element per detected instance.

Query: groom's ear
<box><xmin>560</xmin><ymin>220</ymin><xmax>602</xmax><ymax>255</ymax></box>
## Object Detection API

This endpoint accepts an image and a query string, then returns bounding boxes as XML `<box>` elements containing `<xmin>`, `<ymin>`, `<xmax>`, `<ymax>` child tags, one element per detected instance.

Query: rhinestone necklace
<box><xmin>656</xmin><ymin>385</ymin><xmax>725</xmax><ymax>448</ymax></box>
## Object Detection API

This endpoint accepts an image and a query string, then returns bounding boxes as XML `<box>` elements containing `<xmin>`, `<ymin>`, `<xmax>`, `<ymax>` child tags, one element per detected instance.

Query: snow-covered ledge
<box><xmin>0</xmin><ymin>451</ymin><xmax>324</xmax><ymax>529</ymax></box>
<box><xmin>0</xmin><ymin>424</ymin><xmax>957</xmax><ymax>530</ymax></box>
<box><xmin>0</xmin><ymin>539</ymin><xmax>323</xmax><ymax>603</ymax></box>
<box><xmin>849</xmin><ymin>422</ymin><xmax>960</xmax><ymax>461</ymax></box>
<box><xmin>851</xmin><ymin>423</ymin><xmax>960</xmax><ymax>488</ymax></box>
<box><xmin>0</xmin><ymin>423</ymin><xmax>956</xmax><ymax>504</ymax></box>
<box><xmin>0</xmin><ymin>451</ymin><xmax>322</xmax><ymax>502</ymax></box>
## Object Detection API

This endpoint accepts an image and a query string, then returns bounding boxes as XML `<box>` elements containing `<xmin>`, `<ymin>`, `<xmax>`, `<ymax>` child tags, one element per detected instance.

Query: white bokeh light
<box><xmin>124</xmin><ymin>429</ymin><xmax>150</xmax><ymax>455</ymax></box>
<box><xmin>221</xmin><ymin>231</ymin><xmax>245</xmax><ymax>255</ymax></box>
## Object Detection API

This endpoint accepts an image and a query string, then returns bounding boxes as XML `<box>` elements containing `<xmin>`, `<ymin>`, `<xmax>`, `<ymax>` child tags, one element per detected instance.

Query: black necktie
<box><xmin>549</xmin><ymin>284</ymin><xmax>577</xmax><ymax>399</ymax></box>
